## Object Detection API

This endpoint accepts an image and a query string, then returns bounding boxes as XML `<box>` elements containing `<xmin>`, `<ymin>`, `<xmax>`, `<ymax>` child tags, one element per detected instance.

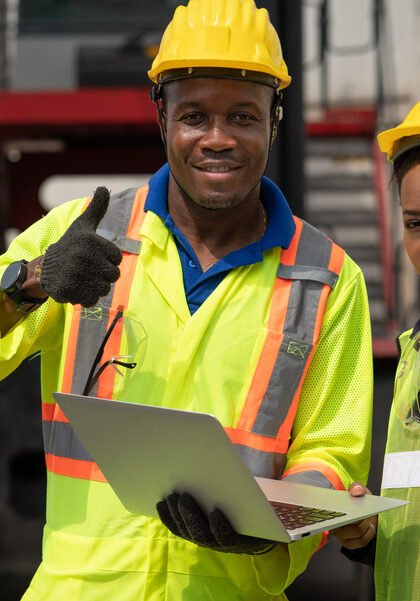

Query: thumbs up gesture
<box><xmin>40</xmin><ymin>187</ymin><xmax>122</xmax><ymax>307</ymax></box>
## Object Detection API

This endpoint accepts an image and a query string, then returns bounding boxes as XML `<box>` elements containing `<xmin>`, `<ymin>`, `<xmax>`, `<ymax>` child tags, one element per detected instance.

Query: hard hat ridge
<box><xmin>377</xmin><ymin>102</ymin><xmax>420</xmax><ymax>161</ymax></box>
<box><xmin>148</xmin><ymin>0</ymin><xmax>291</xmax><ymax>90</ymax></box>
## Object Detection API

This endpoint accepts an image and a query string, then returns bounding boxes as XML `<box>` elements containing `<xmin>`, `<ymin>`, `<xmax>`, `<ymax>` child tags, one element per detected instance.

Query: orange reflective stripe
<box><xmin>42</xmin><ymin>402</ymin><xmax>68</xmax><ymax>423</ymax></box>
<box><xmin>96</xmin><ymin>309</ymin><xmax>125</xmax><ymax>400</ymax></box>
<box><xmin>46</xmin><ymin>188</ymin><xmax>148</xmax><ymax>481</ymax></box>
<box><xmin>234</xmin><ymin>219</ymin><xmax>345</xmax><ymax>479</ymax></box>
<box><xmin>225</xmin><ymin>427</ymin><xmax>289</xmax><ymax>453</ymax></box>
<box><xmin>276</xmin><ymin>247</ymin><xmax>343</xmax><ymax>442</ymax></box>
<box><xmin>328</xmin><ymin>238</ymin><xmax>345</xmax><ymax>275</ymax></box>
<box><xmin>283</xmin><ymin>462</ymin><xmax>345</xmax><ymax>490</ymax></box>
<box><xmin>311</xmin><ymin>531</ymin><xmax>329</xmax><ymax>558</ymax></box>
<box><xmin>237</xmin><ymin>218</ymin><xmax>310</xmax><ymax>440</ymax></box>
<box><xmin>96</xmin><ymin>188</ymin><xmax>148</xmax><ymax>399</ymax></box>
<box><xmin>311</xmin><ymin>243</ymin><xmax>344</xmax><ymax>344</ymax></box>
<box><xmin>61</xmin><ymin>199</ymin><xmax>90</xmax><ymax>394</ymax></box>
<box><xmin>61</xmin><ymin>305</ymin><xmax>82</xmax><ymax>394</ymax></box>
<box><xmin>45</xmin><ymin>454</ymin><xmax>107</xmax><ymax>483</ymax></box>
<box><xmin>237</xmin><ymin>224</ymin><xmax>302</xmax><ymax>433</ymax></box>
<box><xmin>279</xmin><ymin>217</ymin><xmax>302</xmax><ymax>266</ymax></box>
<box><xmin>237</xmin><ymin>278</ymin><xmax>291</xmax><ymax>432</ymax></box>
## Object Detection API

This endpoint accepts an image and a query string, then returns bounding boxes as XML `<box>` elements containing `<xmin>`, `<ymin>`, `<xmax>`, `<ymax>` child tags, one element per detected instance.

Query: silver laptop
<box><xmin>54</xmin><ymin>392</ymin><xmax>407</xmax><ymax>543</ymax></box>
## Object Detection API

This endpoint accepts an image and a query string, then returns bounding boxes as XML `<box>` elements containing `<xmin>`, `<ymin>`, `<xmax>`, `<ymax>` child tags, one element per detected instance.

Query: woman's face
<box><xmin>401</xmin><ymin>164</ymin><xmax>420</xmax><ymax>274</ymax></box>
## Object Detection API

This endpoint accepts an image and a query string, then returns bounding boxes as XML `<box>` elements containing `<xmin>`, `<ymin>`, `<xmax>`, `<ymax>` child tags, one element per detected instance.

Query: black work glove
<box><xmin>157</xmin><ymin>492</ymin><xmax>276</xmax><ymax>555</ymax></box>
<box><xmin>41</xmin><ymin>187</ymin><xmax>122</xmax><ymax>307</ymax></box>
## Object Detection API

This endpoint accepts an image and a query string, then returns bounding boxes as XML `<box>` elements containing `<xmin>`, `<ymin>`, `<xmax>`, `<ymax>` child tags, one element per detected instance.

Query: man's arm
<box><xmin>0</xmin><ymin>188</ymin><xmax>121</xmax><ymax>380</ymax></box>
<box><xmin>1</xmin><ymin>187</ymin><xmax>121</xmax><ymax>339</ymax></box>
<box><xmin>249</xmin><ymin>255</ymin><xmax>375</xmax><ymax>596</ymax></box>
<box><xmin>283</xmin><ymin>256</ymin><xmax>373</xmax><ymax>492</ymax></box>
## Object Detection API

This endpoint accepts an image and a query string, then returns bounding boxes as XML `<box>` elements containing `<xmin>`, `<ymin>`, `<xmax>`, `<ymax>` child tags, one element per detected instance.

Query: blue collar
<box><xmin>144</xmin><ymin>163</ymin><xmax>296</xmax><ymax>253</ymax></box>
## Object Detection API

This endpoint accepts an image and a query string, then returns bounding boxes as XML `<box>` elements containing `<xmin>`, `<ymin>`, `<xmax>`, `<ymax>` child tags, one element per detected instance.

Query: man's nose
<box><xmin>199</xmin><ymin>119</ymin><xmax>237</xmax><ymax>152</ymax></box>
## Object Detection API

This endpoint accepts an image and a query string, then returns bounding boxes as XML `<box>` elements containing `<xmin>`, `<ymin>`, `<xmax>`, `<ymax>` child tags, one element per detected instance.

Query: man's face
<box><xmin>162</xmin><ymin>78</ymin><xmax>273</xmax><ymax>210</ymax></box>
<box><xmin>402</xmin><ymin>163</ymin><xmax>420</xmax><ymax>273</ymax></box>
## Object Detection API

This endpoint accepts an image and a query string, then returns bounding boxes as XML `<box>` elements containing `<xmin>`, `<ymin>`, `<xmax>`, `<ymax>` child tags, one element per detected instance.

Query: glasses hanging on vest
<box><xmin>393</xmin><ymin>333</ymin><xmax>420</xmax><ymax>432</ymax></box>
<box><xmin>83</xmin><ymin>306</ymin><xmax>147</xmax><ymax>398</ymax></box>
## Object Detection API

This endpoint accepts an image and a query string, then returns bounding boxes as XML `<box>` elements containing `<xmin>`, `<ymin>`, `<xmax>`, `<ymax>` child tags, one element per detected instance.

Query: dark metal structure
<box><xmin>264</xmin><ymin>0</ymin><xmax>305</xmax><ymax>218</ymax></box>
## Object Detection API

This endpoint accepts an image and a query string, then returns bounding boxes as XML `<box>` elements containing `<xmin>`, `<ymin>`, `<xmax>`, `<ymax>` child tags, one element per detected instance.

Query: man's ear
<box><xmin>150</xmin><ymin>85</ymin><xmax>167</xmax><ymax>149</ymax></box>
<box><xmin>156</xmin><ymin>107</ymin><xmax>167</xmax><ymax>150</ymax></box>
<box><xmin>270</xmin><ymin>105</ymin><xmax>283</xmax><ymax>149</ymax></box>
<box><xmin>157</xmin><ymin>109</ymin><xmax>167</xmax><ymax>133</ymax></box>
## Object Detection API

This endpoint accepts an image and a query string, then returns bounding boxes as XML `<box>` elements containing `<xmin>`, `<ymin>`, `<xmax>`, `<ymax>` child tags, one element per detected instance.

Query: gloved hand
<box><xmin>40</xmin><ymin>187</ymin><xmax>122</xmax><ymax>307</ymax></box>
<box><xmin>157</xmin><ymin>492</ymin><xmax>276</xmax><ymax>555</ymax></box>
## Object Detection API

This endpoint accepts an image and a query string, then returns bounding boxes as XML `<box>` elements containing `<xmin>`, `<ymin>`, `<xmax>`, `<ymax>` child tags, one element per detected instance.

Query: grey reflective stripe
<box><xmin>276</xmin><ymin>264</ymin><xmax>339</xmax><ymax>288</ymax></box>
<box><xmin>43</xmin><ymin>420</ymin><xmax>93</xmax><ymax>462</ymax></box>
<box><xmin>99</xmin><ymin>187</ymin><xmax>141</xmax><ymax>251</ymax></box>
<box><xmin>236</xmin><ymin>445</ymin><xmax>287</xmax><ymax>479</ymax></box>
<box><xmin>96</xmin><ymin>229</ymin><xmax>141</xmax><ymax>255</ymax></box>
<box><xmin>70</xmin><ymin>187</ymin><xmax>139</xmax><ymax>396</ymax></box>
<box><xmin>252</xmin><ymin>221</ymin><xmax>335</xmax><ymax>438</ymax></box>
<box><xmin>71</xmin><ymin>306</ymin><xmax>113</xmax><ymax>396</ymax></box>
<box><xmin>282</xmin><ymin>470</ymin><xmax>334</xmax><ymax>489</ymax></box>
<box><xmin>97</xmin><ymin>187</ymin><xmax>142</xmax><ymax>254</ymax></box>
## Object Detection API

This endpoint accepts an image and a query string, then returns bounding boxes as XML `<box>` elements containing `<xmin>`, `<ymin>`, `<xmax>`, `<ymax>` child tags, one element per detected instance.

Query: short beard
<box><xmin>171</xmin><ymin>170</ymin><xmax>259</xmax><ymax>211</ymax></box>
<box><xmin>190</xmin><ymin>193</ymin><xmax>247</xmax><ymax>210</ymax></box>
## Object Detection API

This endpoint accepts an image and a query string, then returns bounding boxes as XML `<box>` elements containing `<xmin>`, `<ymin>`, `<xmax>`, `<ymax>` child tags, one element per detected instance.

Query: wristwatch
<box><xmin>1</xmin><ymin>260</ymin><xmax>48</xmax><ymax>312</ymax></box>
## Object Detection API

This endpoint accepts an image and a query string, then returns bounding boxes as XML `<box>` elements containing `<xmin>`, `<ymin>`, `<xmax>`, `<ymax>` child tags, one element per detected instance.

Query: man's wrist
<box><xmin>21</xmin><ymin>256</ymin><xmax>48</xmax><ymax>299</ymax></box>
<box><xmin>1</xmin><ymin>257</ymin><xmax>49</xmax><ymax>313</ymax></box>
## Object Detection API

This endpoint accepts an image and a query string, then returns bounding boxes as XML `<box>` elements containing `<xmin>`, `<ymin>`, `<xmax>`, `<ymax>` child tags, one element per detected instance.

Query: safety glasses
<box><xmin>393</xmin><ymin>333</ymin><xmax>420</xmax><ymax>431</ymax></box>
<box><xmin>83</xmin><ymin>308</ymin><xmax>146</xmax><ymax>397</ymax></box>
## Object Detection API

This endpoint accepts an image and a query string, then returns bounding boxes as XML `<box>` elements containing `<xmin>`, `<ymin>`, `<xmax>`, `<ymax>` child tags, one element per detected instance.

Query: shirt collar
<box><xmin>145</xmin><ymin>163</ymin><xmax>296</xmax><ymax>250</ymax></box>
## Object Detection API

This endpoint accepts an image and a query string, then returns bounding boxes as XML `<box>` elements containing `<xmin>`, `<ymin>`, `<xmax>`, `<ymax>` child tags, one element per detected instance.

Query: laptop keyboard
<box><xmin>270</xmin><ymin>501</ymin><xmax>346</xmax><ymax>530</ymax></box>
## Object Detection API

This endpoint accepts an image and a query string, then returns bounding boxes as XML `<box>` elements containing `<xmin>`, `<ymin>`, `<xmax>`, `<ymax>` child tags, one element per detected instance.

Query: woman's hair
<box><xmin>393</xmin><ymin>145</ymin><xmax>420</xmax><ymax>191</ymax></box>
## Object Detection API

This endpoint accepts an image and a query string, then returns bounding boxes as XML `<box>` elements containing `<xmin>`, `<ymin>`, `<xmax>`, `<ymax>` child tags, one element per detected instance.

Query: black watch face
<box><xmin>1</xmin><ymin>261</ymin><xmax>26</xmax><ymax>292</ymax></box>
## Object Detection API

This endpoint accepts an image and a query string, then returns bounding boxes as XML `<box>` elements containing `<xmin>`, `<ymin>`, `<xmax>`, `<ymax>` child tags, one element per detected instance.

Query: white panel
<box><xmin>39</xmin><ymin>174</ymin><xmax>152</xmax><ymax>211</ymax></box>
<box><xmin>381</xmin><ymin>451</ymin><xmax>420</xmax><ymax>489</ymax></box>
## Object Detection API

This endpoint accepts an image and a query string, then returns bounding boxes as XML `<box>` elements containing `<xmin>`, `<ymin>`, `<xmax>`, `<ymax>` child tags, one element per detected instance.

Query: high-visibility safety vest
<box><xmin>20</xmin><ymin>185</ymin><xmax>355</xmax><ymax>601</ymax></box>
<box><xmin>375</xmin><ymin>329</ymin><xmax>420</xmax><ymax>601</ymax></box>
<box><xmin>43</xmin><ymin>186</ymin><xmax>344</xmax><ymax>487</ymax></box>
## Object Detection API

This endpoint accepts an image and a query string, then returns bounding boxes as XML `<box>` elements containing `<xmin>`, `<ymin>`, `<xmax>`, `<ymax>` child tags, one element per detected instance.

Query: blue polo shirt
<box><xmin>145</xmin><ymin>163</ymin><xmax>296</xmax><ymax>314</ymax></box>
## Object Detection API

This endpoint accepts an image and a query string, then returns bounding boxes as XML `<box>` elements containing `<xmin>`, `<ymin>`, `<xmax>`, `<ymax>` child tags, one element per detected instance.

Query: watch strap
<box><xmin>2</xmin><ymin>259</ymin><xmax>48</xmax><ymax>312</ymax></box>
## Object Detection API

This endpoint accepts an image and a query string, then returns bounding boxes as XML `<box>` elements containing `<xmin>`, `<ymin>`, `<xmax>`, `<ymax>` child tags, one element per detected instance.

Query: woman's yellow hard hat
<box><xmin>148</xmin><ymin>0</ymin><xmax>291</xmax><ymax>91</ymax></box>
<box><xmin>377</xmin><ymin>102</ymin><xmax>420</xmax><ymax>161</ymax></box>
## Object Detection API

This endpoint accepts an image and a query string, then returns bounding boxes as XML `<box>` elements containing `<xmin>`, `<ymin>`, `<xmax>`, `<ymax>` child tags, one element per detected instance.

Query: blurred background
<box><xmin>0</xmin><ymin>1</ymin><xmax>419</xmax><ymax>599</ymax></box>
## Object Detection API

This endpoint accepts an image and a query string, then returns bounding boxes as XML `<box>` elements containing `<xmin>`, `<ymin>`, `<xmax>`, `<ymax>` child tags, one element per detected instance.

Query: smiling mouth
<box><xmin>195</xmin><ymin>165</ymin><xmax>240</xmax><ymax>173</ymax></box>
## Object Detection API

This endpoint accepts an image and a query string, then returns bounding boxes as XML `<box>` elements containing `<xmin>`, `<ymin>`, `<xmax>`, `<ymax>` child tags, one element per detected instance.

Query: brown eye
<box><xmin>406</xmin><ymin>220</ymin><xmax>420</xmax><ymax>229</ymax></box>
<box><xmin>231</xmin><ymin>113</ymin><xmax>256</xmax><ymax>123</ymax></box>
<box><xmin>182</xmin><ymin>113</ymin><xmax>205</xmax><ymax>124</ymax></box>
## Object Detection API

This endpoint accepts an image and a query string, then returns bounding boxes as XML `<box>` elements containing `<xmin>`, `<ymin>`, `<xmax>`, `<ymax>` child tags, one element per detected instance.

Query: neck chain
<box><xmin>200</xmin><ymin>202</ymin><xmax>267</xmax><ymax>272</ymax></box>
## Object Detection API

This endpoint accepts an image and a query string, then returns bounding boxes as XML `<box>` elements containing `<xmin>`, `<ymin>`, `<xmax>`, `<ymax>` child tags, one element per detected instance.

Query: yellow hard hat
<box><xmin>377</xmin><ymin>102</ymin><xmax>420</xmax><ymax>161</ymax></box>
<box><xmin>148</xmin><ymin>0</ymin><xmax>291</xmax><ymax>91</ymax></box>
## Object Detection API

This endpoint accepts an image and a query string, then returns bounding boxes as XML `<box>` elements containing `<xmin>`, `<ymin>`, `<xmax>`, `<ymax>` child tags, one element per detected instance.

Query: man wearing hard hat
<box><xmin>334</xmin><ymin>102</ymin><xmax>420</xmax><ymax>601</ymax></box>
<box><xmin>0</xmin><ymin>1</ymin><xmax>373</xmax><ymax>599</ymax></box>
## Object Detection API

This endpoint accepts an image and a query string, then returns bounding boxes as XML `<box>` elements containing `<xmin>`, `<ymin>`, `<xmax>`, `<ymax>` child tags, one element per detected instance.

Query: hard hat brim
<box><xmin>377</xmin><ymin>102</ymin><xmax>420</xmax><ymax>160</ymax></box>
<box><xmin>148</xmin><ymin>62</ymin><xmax>291</xmax><ymax>90</ymax></box>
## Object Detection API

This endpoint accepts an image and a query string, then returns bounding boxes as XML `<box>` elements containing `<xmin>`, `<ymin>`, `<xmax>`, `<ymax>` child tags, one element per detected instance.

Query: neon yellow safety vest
<box><xmin>44</xmin><ymin>187</ymin><xmax>345</xmax><ymax>487</ymax></box>
<box><xmin>39</xmin><ymin>186</ymin><xmax>342</xmax><ymax>600</ymax></box>
<box><xmin>375</xmin><ymin>328</ymin><xmax>420</xmax><ymax>601</ymax></box>
<box><xmin>0</xmin><ymin>184</ymin><xmax>373</xmax><ymax>600</ymax></box>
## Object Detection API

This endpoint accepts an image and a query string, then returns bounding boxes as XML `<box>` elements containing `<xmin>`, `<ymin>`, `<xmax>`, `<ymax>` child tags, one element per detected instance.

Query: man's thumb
<box><xmin>81</xmin><ymin>186</ymin><xmax>110</xmax><ymax>230</ymax></box>
<box><xmin>348</xmin><ymin>482</ymin><xmax>368</xmax><ymax>497</ymax></box>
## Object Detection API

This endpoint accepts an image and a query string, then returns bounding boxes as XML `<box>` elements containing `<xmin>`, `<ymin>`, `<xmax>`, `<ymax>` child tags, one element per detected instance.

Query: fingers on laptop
<box><xmin>333</xmin><ymin>515</ymin><xmax>377</xmax><ymax>549</ymax></box>
<box><xmin>348</xmin><ymin>482</ymin><xmax>372</xmax><ymax>497</ymax></box>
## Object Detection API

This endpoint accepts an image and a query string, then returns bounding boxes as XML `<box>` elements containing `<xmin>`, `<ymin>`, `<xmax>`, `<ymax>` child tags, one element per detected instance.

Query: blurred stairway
<box><xmin>304</xmin><ymin>108</ymin><xmax>397</xmax><ymax>355</ymax></box>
